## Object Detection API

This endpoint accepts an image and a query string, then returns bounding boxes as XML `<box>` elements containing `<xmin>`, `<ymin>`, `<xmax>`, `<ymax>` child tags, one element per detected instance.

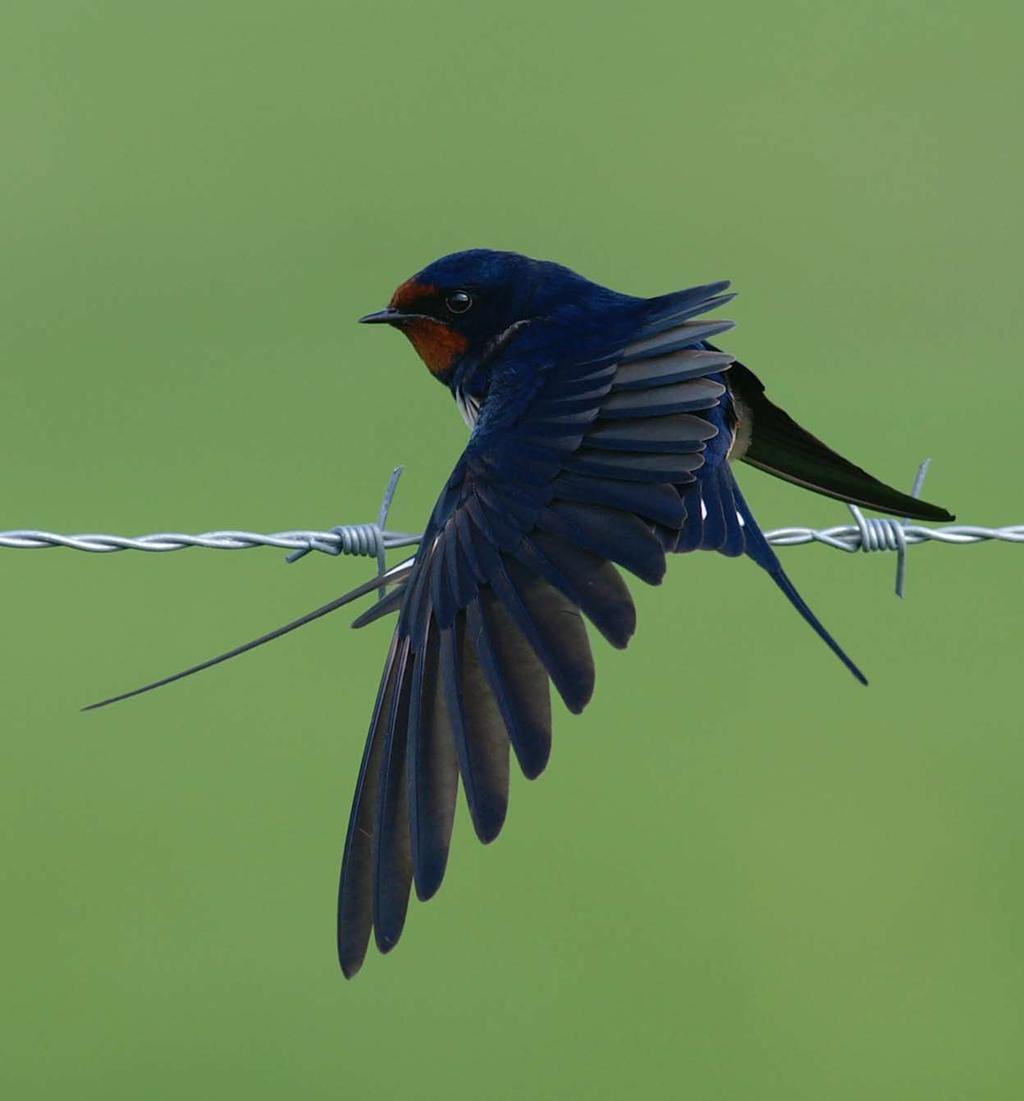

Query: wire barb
<box><xmin>846</xmin><ymin>458</ymin><xmax>930</xmax><ymax>598</ymax></box>
<box><xmin>284</xmin><ymin>466</ymin><xmax>405</xmax><ymax>600</ymax></box>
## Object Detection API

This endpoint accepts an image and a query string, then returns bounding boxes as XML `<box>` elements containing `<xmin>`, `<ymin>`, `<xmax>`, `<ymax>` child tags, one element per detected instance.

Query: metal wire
<box><xmin>0</xmin><ymin>528</ymin><xmax>425</xmax><ymax>554</ymax></box>
<box><xmin>763</xmin><ymin>522</ymin><xmax>1024</xmax><ymax>550</ymax></box>
<box><xmin>6</xmin><ymin>519</ymin><xmax>1021</xmax><ymax>555</ymax></box>
<box><xmin>0</xmin><ymin>468</ymin><xmax>420</xmax><ymax>557</ymax></box>
<box><xmin>2</xmin><ymin>462</ymin><xmax>1019</xmax><ymax>599</ymax></box>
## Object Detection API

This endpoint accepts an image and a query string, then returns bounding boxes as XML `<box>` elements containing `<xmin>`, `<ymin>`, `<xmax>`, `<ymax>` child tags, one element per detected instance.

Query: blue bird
<box><xmin>86</xmin><ymin>249</ymin><xmax>954</xmax><ymax>977</ymax></box>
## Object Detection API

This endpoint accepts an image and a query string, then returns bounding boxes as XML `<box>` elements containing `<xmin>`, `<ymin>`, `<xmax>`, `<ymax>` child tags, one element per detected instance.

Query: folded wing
<box><xmin>728</xmin><ymin>360</ymin><xmax>954</xmax><ymax>522</ymax></box>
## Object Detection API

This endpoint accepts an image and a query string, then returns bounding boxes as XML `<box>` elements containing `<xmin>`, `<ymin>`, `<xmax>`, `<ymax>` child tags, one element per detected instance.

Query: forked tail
<box><xmin>729</xmin><ymin>472</ymin><xmax>868</xmax><ymax>685</ymax></box>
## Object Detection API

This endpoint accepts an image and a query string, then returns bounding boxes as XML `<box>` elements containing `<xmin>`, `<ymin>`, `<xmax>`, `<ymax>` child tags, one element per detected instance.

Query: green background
<box><xmin>2</xmin><ymin>2</ymin><xmax>1021</xmax><ymax>1097</ymax></box>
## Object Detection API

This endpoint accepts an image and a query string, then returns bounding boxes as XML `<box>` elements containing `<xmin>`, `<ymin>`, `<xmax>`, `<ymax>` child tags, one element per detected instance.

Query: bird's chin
<box><xmin>398</xmin><ymin>317</ymin><xmax>468</xmax><ymax>380</ymax></box>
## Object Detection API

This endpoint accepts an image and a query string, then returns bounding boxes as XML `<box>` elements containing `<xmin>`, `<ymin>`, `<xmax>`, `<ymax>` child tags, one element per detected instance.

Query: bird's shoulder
<box><xmin>465</xmin><ymin>297</ymin><xmax>641</xmax><ymax>445</ymax></box>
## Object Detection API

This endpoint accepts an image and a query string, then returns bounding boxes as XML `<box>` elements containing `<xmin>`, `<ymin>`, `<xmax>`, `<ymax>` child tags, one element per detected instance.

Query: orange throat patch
<box><xmin>400</xmin><ymin>318</ymin><xmax>468</xmax><ymax>379</ymax></box>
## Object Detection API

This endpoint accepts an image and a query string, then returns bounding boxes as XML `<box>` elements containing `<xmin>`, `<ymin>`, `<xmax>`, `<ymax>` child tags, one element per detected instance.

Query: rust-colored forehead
<box><xmin>390</xmin><ymin>279</ymin><xmax>437</xmax><ymax>311</ymax></box>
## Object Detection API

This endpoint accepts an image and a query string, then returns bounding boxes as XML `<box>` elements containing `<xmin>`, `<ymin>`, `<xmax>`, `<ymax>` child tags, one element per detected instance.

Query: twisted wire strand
<box><xmin>0</xmin><ymin>528</ymin><xmax>425</xmax><ymax>553</ymax></box>
<box><xmin>763</xmin><ymin>523</ymin><xmax>1024</xmax><ymax>550</ymax></box>
<box><xmin>2</xmin><ymin>523</ymin><xmax>1021</xmax><ymax>554</ymax></box>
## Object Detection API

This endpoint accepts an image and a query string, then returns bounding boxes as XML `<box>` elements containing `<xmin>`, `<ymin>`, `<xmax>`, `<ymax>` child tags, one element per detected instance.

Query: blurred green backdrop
<box><xmin>2</xmin><ymin>2</ymin><xmax>1022</xmax><ymax>1098</ymax></box>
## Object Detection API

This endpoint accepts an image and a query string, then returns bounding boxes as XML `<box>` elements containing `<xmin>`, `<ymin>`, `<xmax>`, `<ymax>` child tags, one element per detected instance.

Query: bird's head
<box><xmin>359</xmin><ymin>249</ymin><xmax>592</xmax><ymax>386</ymax></box>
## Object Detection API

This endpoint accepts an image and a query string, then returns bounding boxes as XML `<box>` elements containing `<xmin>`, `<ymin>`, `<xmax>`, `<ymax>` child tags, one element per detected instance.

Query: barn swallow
<box><xmin>87</xmin><ymin>249</ymin><xmax>954</xmax><ymax>977</ymax></box>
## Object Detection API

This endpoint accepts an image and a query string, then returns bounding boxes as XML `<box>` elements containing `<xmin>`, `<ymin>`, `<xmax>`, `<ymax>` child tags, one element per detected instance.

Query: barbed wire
<box><xmin>2</xmin><ymin>464</ymin><xmax>1020</xmax><ymax>599</ymax></box>
<box><xmin>0</xmin><ymin>528</ymin><xmax>425</xmax><ymax>555</ymax></box>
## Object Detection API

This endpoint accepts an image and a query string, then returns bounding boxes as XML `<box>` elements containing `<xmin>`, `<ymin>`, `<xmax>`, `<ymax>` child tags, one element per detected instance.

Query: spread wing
<box><xmin>337</xmin><ymin>283</ymin><xmax>741</xmax><ymax>976</ymax></box>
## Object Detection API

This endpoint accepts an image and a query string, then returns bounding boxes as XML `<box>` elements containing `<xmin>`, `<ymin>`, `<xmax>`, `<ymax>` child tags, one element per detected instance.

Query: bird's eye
<box><xmin>446</xmin><ymin>290</ymin><xmax>473</xmax><ymax>315</ymax></box>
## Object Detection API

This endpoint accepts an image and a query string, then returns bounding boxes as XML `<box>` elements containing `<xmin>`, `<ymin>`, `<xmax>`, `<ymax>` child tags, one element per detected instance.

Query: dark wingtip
<box><xmin>414</xmin><ymin>879</ymin><xmax>441</xmax><ymax>904</ymax></box>
<box><xmin>644</xmin><ymin>557</ymin><xmax>668</xmax><ymax>587</ymax></box>
<box><xmin>414</xmin><ymin>853</ymin><xmax>449</xmax><ymax>902</ymax></box>
<box><xmin>516</xmin><ymin>747</ymin><xmax>551</xmax><ymax>781</ymax></box>
<box><xmin>338</xmin><ymin>950</ymin><xmax>364</xmax><ymax>979</ymax></box>
<box><xmin>904</xmin><ymin>500</ymin><xmax>955</xmax><ymax>524</ymax></box>
<box><xmin>471</xmin><ymin>805</ymin><xmax>508</xmax><ymax>845</ymax></box>
<box><xmin>374</xmin><ymin>925</ymin><xmax>405</xmax><ymax>955</ymax></box>
<box><xmin>564</xmin><ymin>689</ymin><xmax>593</xmax><ymax>716</ymax></box>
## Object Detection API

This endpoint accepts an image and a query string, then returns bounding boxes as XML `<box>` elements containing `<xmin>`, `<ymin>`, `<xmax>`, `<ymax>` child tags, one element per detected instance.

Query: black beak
<box><xmin>358</xmin><ymin>307</ymin><xmax>404</xmax><ymax>325</ymax></box>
